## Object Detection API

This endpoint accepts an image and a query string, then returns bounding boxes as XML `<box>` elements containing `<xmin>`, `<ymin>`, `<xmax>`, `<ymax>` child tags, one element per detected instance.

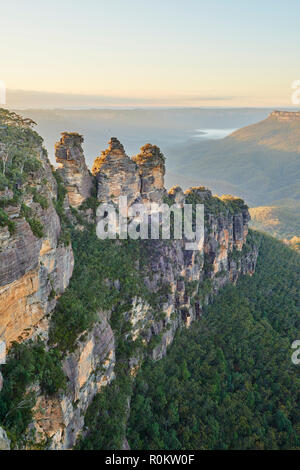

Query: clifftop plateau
<box><xmin>269</xmin><ymin>110</ymin><xmax>300</xmax><ymax>121</ymax></box>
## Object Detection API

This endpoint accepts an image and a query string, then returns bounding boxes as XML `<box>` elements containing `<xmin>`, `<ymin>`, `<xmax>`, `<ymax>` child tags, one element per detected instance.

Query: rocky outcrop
<box><xmin>29</xmin><ymin>141</ymin><xmax>257</xmax><ymax>450</ymax></box>
<box><xmin>32</xmin><ymin>311</ymin><xmax>115</xmax><ymax>449</ymax></box>
<box><xmin>55</xmin><ymin>133</ymin><xmax>93</xmax><ymax>208</ymax></box>
<box><xmin>0</xmin><ymin>144</ymin><xmax>74</xmax><ymax>348</ymax></box>
<box><xmin>92</xmin><ymin>138</ymin><xmax>141</xmax><ymax>205</ymax></box>
<box><xmin>269</xmin><ymin>110</ymin><xmax>300</xmax><ymax>121</ymax></box>
<box><xmin>168</xmin><ymin>185</ymin><xmax>185</xmax><ymax>206</ymax></box>
<box><xmin>128</xmin><ymin>187</ymin><xmax>257</xmax><ymax>362</ymax></box>
<box><xmin>132</xmin><ymin>144</ymin><xmax>166</xmax><ymax>204</ymax></box>
<box><xmin>92</xmin><ymin>138</ymin><xmax>168</xmax><ymax>207</ymax></box>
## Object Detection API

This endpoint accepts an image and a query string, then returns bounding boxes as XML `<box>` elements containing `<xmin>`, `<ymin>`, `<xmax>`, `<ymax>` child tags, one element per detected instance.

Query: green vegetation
<box><xmin>0</xmin><ymin>109</ymin><xmax>42</xmax><ymax>191</ymax></box>
<box><xmin>30</xmin><ymin>187</ymin><xmax>49</xmax><ymax>210</ymax></box>
<box><xmin>0</xmin><ymin>341</ymin><xmax>66</xmax><ymax>449</ymax></box>
<box><xmin>27</xmin><ymin>218</ymin><xmax>44</xmax><ymax>238</ymax></box>
<box><xmin>49</xmin><ymin>229</ymin><xmax>150</xmax><ymax>352</ymax></box>
<box><xmin>20</xmin><ymin>202</ymin><xmax>44</xmax><ymax>238</ymax></box>
<box><xmin>170</xmin><ymin>116</ymin><xmax>300</xmax><ymax>244</ymax></box>
<box><xmin>171</xmin><ymin>117</ymin><xmax>300</xmax><ymax>207</ymax></box>
<box><xmin>0</xmin><ymin>109</ymin><xmax>49</xmax><ymax>238</ymax></box>
<box><xmin>52</xmin><ymin>171</ymin><xmax>71</xmax><ymax>246</ymax></box>
<box><xmin>73</xmin><ymin>234</ymin><xmax>154</xmax><ymax>449</ymax></box>
<box><xmin>128</xmin><ymin>234</ymin><xmax>300</xmax><ymax>450</ymax></box>
<box><xmin>20</xmin><ymin>203</ymin><xmax>32</xmax><ymax>219</ymax></box>
<box><xmin>250</xmin><ymin>201</ymin><xmax>300</xmax><ymax>246</ymax></box>
<box><xmin>77</xmin><ymin>376</ymin><xmax>132</xmax><ymax>450</ymax></box>
<box><xmin>0</xmin><ymin>207</ymin><xmax>16</xmax><ymax>234</ymax></box>
<box><xmin>184</xmin><ymin>188</ymin><xmax>247</xmax><ymax>218</ymax></box>
<box><xmin>78</xmin><ymin>182</ymin><xmax>98</xmax><ymax>217</ymax></box>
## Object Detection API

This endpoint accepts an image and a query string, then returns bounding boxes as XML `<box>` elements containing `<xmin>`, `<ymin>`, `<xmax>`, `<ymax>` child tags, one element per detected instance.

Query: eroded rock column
<box><xmin>55</xmin><ymin>132</ymin><xmax>93</xmax><ymax>208</ymax></box>
<box><xmin>92</xmin><ymin>138</ymin><xmax>141</xmax><ymax>205</ymax></box>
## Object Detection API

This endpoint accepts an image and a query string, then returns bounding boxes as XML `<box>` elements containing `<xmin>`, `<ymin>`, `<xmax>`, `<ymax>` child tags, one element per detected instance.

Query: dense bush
<box><xmin>0</xmin><ymin>109</ymin><xmax>42</xmax><ymax>189</ymax></box>
<box><xmin>0</xmin><ymin>341</ymin><xmax>65</xmax><ymax>448</ymax></box>
<box><xmin>0</xmin><ymin>207</ymin><xmax>16</xmax><ymax>234</ymax></box>
<box><xmin>49</xmin><ymin>229</ymin><xmax>149</xmax><ymax>352</ymax></box>
<box><xmin>28</xmin><ymin>218</ymin><xmax>44</xmax><ymax>238</ymax></box>
<box><xmin>52</xmin><ymin>171</ymin><xmax>71</xmax><ymax>246</ymax></box>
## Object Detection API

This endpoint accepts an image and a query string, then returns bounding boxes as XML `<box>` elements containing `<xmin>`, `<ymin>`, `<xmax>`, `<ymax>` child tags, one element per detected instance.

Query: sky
<box><xmin>0</xmin><ymin>0</ymin><xmax>300</xmax><ymax>108</ymax></box>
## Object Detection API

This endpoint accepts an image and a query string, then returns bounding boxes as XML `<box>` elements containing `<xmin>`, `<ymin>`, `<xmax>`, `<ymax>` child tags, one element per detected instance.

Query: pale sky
<box><xmin>1</xmin><ymin>0</ymin><xmax>300</xmax><ymax>107</ymax></box>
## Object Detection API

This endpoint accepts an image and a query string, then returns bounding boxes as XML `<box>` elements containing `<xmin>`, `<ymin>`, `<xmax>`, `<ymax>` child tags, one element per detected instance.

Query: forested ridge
<box><xmin>128</xmin><ymin>233</ymin><xmax>300</xmax><ymax>450</ymax></box>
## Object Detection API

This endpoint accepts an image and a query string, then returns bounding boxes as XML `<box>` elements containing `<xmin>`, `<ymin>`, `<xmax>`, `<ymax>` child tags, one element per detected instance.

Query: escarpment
<box><xmin>0</xmin><ymin>120</ymin><xmax>74</xmax><ymax>348</ymax></box>
<box><xmin>0</xmin><ymin>115</ymin><xmax>259</xmax><ymax>450</ymax></box>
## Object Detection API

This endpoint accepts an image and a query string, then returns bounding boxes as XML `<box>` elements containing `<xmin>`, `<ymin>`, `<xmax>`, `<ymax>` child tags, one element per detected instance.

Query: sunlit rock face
<box><xmin>0</xmin><ymin>143</ymin><xmax>74</xmax><ymax>348</ymax></box>
<box><xmin>31</xmin><ymin>311</ymin><xmax>115</xmax><ymax>450</ymax></box>
<box><xmin>0</xmin><ymin>207</ymin><xmax>74</xmax><ymax>347</ymax></box>
<box><xmin>92</xmin><ymin>138</ymin><xmax>141</xmax><ymax>205</ymax></box>
<box><xmin>55</xmin><ymin>132</ymin><xmax>93</xmax><ymax>208</ymax></box>
<box><xmin>132</xmin><ymin>144</ymin><xmax>166</xmax><ymax>205</ymax></box>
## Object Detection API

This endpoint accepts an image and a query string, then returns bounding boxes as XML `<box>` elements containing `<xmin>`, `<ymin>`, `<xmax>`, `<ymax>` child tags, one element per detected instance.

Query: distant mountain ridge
<box><xmin>167</xmin><ymin>110</ymin><xmax>300</xmax><ymax>242</ymax></box>
<box><xmin>168</xmin><ymin>110</ymin><xmax>300</xmax><ymax>205</ymax></box>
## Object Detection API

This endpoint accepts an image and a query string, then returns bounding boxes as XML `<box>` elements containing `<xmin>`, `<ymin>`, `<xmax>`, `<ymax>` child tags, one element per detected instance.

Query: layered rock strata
<box><xmin>0</xmin><ymin>144</ymin><xmax>74</xmax><ymax>347</ymax></box>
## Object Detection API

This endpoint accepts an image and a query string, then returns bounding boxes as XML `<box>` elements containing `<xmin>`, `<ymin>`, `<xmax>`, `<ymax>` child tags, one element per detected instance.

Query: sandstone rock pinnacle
<box><xmin>92</xmin><ymin>138</ymin><xmax>141</xmax><ymax>204</ymax></box>
<box><xmin>132</xmin><ymin>143</ymin><xmax>166</xmax><ymax>204</ymax></box>
<box><xmin>55</xmin><ymin>132</ymin><xmax>93</xmax><ymax>208</ymax></box>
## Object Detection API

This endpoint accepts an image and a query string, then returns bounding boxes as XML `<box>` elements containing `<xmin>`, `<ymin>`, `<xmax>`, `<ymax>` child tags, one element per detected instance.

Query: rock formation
<box><xmin>0</xmin><ymin>142</ymin><xmax>74</xmax><ymax>348</ymax></box>
<box><xmin>32</xmin><ymin>312</ymin><xmax>115</xmax><ymax>449</ymax></box>
<box><xmin>168</xmin><ymin>185</ymin><xmax>185</xmax><ymax>206</ymax></box>
<box><xmin>132</xmin><ymin>144</ymin><xmax>166</xmax><ymax>204</ymax></box>
<box><xmin>55</xmin><ymin>132</ymin><xmax>93</xmax><ymax>208</ymax></box>
<box><xmin>269</xmin><ymin>110</ymin><xmax>300</xmax><ymax>121</ymax></box>
<box><xmin>92</xmin><ymin>138</ymin><xmax>141</xmax><ymax>205</ymax></box>
<box><xmin>0</xmin><ymin>119</ymin><xmax>259</xmax><ymax>450</ymax></box>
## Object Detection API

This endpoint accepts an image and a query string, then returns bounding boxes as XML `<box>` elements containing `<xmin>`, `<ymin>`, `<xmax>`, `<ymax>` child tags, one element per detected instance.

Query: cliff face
<box><xmin>0</xmin><ymin>141</ymin><xmax>74</xmax><ymax>348</ymax></box>
<box><xmin>55</xmin><ymin>132</ymin><xmax>93</xmax><ymax>208</ymax></box>
<box><xmin>32</xmin><ymin>311</ymin><xmax>115</xmax><ymax>449</ymax></box>
<box><xmin>129</xmin><ymin>187</ymin><xmax>257</xmax><ymax>362</ymax></box>
<box><xmin>0</xmin><ymin>122</ymin><xmax>259</xmax><ymax>450</ymax></box>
